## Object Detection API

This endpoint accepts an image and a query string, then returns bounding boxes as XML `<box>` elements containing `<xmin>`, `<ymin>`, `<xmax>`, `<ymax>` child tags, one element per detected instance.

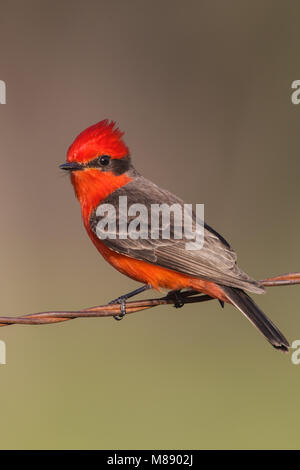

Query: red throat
<box><xmin>71</xmin><ymin>170</ymin><xmax>132</xmax><ymax>224</ymax></box>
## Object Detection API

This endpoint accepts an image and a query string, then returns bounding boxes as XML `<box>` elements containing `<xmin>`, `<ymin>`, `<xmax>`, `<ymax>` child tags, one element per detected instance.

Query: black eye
<box><xmin>99</xmin><ymin>155</ymin><xmax>111</xmax><ymax>166</ymax></box>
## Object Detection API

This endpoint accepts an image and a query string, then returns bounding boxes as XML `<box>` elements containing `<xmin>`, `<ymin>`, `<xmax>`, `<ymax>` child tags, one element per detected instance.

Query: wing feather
<box><xmin>90</xmin><ymin>176</ymin><xmax>264</xmax><ymax>293</ymax></box>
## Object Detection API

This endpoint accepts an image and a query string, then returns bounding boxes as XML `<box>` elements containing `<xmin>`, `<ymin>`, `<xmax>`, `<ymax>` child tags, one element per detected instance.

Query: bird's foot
<box><xmin>109</xmin><ymin>296</ymin><xmax>127</xmax><ymax>321</ymax></box>
<box><xmin>109</xmin><ymin>284</ymin><xmax>152</xmax><ymax>320</ymax></box>
<box><xmin>167</xmin><ymin>290</ymin><xmax>185</xmax><ymax>309</ymax></box>
<box><xmin>109</xmin><ymin>284</ymin><xmax>152</xmax><ymax>321</ymax></box>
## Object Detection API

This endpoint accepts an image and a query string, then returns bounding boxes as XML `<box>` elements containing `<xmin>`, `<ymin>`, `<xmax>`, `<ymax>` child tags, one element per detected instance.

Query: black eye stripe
<box><xmin>111</xmin><ymin>156</ymin><xmax>131</xmax><ymax>175</ymax></box>
<box><xmin>85</xmin><ymin>155</ymin><xmax>132</xmax><ymax>175</ymax></box>
<box><xmin>86</xmin><ymin>155</ymin><xmax>110</xmax><ymax>168</ymax></box>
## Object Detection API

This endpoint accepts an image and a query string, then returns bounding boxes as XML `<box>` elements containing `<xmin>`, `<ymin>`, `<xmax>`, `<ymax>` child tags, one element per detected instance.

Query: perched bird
<box><xmin>60</xmin><ymin>119</ymin><xmax>289</xmax><ymax>352</ymax></box>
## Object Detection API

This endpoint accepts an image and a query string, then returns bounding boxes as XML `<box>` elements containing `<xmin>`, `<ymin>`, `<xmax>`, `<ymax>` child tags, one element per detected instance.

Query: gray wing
<box><xmin>90</xmin><ymin>176</ymin><xmax>264</xmax><ymax>294</ymax></box>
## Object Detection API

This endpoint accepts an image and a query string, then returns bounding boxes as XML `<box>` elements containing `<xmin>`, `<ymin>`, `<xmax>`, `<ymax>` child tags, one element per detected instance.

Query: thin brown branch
<box><xmin>260</xmin><ymin>272</ymin><xmax>300</xmax><ymax>286</ymax></box>
<box><xmin>0</xmin><ymin>272</ymin><xmax>299</xmax><ymax>327</ymax></box>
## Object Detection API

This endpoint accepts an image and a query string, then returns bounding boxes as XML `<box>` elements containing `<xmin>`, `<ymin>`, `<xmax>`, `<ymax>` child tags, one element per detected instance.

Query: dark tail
<box><xmin>221</xmin><ymin>286</ymin><xmax>290</xmax><ymax>352</ymax></box>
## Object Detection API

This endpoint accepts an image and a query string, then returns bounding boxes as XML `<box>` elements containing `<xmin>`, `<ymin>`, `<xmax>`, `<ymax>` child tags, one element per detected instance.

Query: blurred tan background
<box><xmin>0</xmin><ymin>0</ymin><xmax>299</xmax><ymax>449</ymax></box>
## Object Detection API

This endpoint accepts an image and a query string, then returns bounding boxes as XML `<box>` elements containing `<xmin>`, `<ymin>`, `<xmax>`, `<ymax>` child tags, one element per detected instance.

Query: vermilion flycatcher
<box><xmin>60</xmin><ymin>120</ymin><xmax>289</xmax><ymax>352</ymax></box>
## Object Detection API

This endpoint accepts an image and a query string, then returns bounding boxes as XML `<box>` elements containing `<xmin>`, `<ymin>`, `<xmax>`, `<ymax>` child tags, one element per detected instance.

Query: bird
<box><xmin>60</xmin><ymin>119</ymin><xmax>289</xmax><ymax>352</ymax></box>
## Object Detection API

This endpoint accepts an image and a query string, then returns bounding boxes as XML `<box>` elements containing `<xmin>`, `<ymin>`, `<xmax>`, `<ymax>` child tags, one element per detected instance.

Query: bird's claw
<box><xmin>109</xmin><ymin>285</ymin><xmax>152</xmax><ymax>321</ymax></box>
<box><xmin>174</xmin><ymin>297</ymin><xmax>185</xmax><ymax>308</ymax></box>
<box><xmin>167</xmin><ymin>290</ymin><xmax>185</xmax><ymax>309</ymax></box>
<box><xmin>110</xmin><ymin>297</ymin><xmax>127</xmax><ymax>321</ymax></box>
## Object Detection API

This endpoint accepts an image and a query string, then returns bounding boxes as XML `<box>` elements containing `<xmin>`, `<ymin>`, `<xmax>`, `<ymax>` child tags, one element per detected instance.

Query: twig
<box><xmin>0</xmin><ymin>272</ymin><xmax>299</xmax><ymax>327</ymax></box>
<box><xmin>259</xmin><ymin>272</ymin><xmax>300</xmax><ymax>286</ymax></box>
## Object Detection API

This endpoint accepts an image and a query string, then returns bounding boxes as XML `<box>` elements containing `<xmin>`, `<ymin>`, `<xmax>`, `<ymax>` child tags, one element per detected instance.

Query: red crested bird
<box><xmin>60</xmin><ymin>119</ymin><xmax>289</xmax><ymax>352</ymax></box>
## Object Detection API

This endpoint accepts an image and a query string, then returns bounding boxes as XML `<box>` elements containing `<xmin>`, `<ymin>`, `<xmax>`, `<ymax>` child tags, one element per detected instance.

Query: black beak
<box><xmin>59</xmin><ymin>162</ymin><xmax>83</xmax><ymax>172</ymax></box>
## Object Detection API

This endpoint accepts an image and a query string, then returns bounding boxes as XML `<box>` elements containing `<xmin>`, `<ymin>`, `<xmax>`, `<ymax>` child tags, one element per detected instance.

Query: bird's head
<box><xmin>60</xmin><ymin>120</ymin><xmax>135</xmax><ymax>209</ymax></box>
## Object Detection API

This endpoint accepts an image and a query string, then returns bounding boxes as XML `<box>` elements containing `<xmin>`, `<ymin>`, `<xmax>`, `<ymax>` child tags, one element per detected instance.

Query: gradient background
<box><xmin>0</xmin><ymin>0</ymin><xmax>299</xmax><ymax>450</ymax></box>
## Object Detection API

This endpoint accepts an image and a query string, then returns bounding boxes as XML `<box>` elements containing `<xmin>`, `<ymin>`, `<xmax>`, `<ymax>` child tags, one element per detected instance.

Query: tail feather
<box><xmin>221</xmin><ymin>286</ymin><xmax>290</xmax><ymax>352</ymax></box>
